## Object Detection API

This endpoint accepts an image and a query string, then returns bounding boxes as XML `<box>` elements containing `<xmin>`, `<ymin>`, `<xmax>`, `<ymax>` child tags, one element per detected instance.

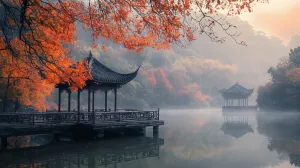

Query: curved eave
<box><xmin>88</xmin><ymin>55</ymin><xmax>140</xmax><ymax>85</ymax></box>
<box><xmin>91</xmin><ymin>65</ymin><xmax>140</xmax><ymax>85</ymax></box>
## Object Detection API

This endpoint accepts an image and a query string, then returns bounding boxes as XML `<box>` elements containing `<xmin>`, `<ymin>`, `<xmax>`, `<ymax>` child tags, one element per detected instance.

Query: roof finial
<box><xmin>89</xmin><ymin>50</ymin><xmax>93</xmax><ymax>58</ymax></box>
<box><xmin>87</xmin><ymin>50</ymin><xmax>93</xmax><ymax>63</ymax></box>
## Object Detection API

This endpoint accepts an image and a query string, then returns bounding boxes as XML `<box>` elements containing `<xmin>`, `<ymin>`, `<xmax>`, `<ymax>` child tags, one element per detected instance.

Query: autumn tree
<box><xmin>257</xmin><ymin>47</ymin><xmax>300</xmax><ymax>111</ymax></box>
<box><xmin>0</xmin><ymin>0</ymin><xmax>268</xmax><ymax>110</ymax></box>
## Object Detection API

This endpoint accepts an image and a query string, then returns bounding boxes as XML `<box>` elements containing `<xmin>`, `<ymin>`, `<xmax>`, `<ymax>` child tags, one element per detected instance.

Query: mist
<box><xmin>55</xmin><ymin>17</ymin><xmax>294</xmax><ymax>110</ymax></box>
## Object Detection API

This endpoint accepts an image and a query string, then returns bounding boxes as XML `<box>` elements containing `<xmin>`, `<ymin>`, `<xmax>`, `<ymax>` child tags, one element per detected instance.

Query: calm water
<box><xmin>1</xmin><ymin>109</ymin><xmax>300</xmax><ymax>168</ymax></box>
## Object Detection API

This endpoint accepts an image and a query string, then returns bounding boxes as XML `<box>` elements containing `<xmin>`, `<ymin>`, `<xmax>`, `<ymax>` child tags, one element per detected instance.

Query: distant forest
<box><xmin>257</xmin><ymin>47</ymin><xmax>300</xmax><ymax>111</ymax></box>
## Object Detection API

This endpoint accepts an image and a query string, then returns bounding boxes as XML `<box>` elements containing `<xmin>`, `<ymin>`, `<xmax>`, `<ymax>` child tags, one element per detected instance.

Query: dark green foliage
<box><xmin>257</xmin><ymin>47</ymin><xmax>300</xmax><ymax>111</ymax></box>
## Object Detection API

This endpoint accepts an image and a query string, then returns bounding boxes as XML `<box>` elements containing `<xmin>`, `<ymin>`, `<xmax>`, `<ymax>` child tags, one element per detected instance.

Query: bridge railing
<box><xmin>0</xmin><ymin>109</ymin><xmax>160</xmax><ymax>125</ymax></box>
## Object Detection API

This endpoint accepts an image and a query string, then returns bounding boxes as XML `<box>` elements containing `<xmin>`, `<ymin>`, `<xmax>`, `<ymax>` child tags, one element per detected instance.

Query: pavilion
<box><xmin>220</xmin><ymin>82</ymin><xmax>256</xmax><ymax>111</ymax></box>
<box><xmin>55</xmin><ymin>52</ymin><xmax>140</xmax><ymax>113</ymax></box>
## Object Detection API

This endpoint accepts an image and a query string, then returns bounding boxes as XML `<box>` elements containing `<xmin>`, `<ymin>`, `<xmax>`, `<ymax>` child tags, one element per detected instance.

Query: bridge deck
<box><xmin>0</xmin><ymin>110</ymin><xmax>164</xmax><ymax>137</ymax></box>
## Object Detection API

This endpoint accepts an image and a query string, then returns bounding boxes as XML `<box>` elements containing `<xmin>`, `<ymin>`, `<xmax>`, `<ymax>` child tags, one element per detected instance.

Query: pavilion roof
<box><xmin>220</xmin><ymin>83</ymin><xmax>254</xmax><ymax>99</ymax></box>
<box><xmin>221</xmin><ymin>122</ymin><xmax>254</xmax><ymax>139</ymax></box>
<box><xmin>87</xmin><ymin>52</ymin><xmax>140</xmax><ymax>85</ymax></box>
<box><xmin>56</xmin><ymin>52</ymin><xmax>140</xmax><ymax>90</ymax></box>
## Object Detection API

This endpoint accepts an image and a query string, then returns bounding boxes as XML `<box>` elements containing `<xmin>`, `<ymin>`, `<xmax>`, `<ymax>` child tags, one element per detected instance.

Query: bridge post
<box><xmin>153</xmin><ymin>126</ymin><xmax>159</xmax><ymax>138</ymax></box>
<box><xmin>1</xmin><ymin>136</ymin><xmax>7</xmax><ymax>151</ymax></box>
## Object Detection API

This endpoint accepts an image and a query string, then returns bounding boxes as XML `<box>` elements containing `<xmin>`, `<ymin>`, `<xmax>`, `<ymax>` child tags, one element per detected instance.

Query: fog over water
<box><xmin>2</xmin><ymin>109</ymin><xmax>300</xmax><ymax>168</ymax></box>
<box><xmin>61</xmin><ymin>16</ymin><xmax>300</xmax><ymax>110</ymax></box>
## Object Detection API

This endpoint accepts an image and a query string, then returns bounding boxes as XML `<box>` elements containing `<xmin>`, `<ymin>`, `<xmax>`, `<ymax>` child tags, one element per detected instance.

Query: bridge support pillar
<box><xmin>1</xmin><ymin>136</ymin><xmax>7</xmax><ymax>150</ymax></box>
<box><xmin>153</xmin><ymin>126</ymin><xmax>159</xmax><ymax>138</ymax></box>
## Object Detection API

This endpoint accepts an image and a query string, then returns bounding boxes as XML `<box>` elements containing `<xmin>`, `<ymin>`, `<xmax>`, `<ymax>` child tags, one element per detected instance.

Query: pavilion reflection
<box><xmin>221</xmin><ymin>112</ymin><xmax>254</xmax><ymax>139</ymax></box>
<box><xmin>0</xmin><ymin>136</ymin><xmax>164</xmax><ymax>168</ymax></box>
<box><xmin>257</xmin><ymin>113</ymin><xmax>300</xmax><ymax>167</ymax></box>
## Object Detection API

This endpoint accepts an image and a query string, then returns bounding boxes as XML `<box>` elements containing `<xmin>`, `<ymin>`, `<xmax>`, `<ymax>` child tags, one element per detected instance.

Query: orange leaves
<box><xmin>186</xmin><ymin>27</ymin><xmax>195</xmax><ymax>41</ymax></box>
<box><xmin>141</xmin><ymin>68</ymin><xmax>172</xmax><ymax>90</ymax></box>
<box><xmin>0</xmin><ymin>0</ymin><xmax>265</xmax><ymax>110</ymax></box>
<box><xmin>0</xmin><ymin>0</ymin><xmax>92</xmax><ymax>110</ymax></box>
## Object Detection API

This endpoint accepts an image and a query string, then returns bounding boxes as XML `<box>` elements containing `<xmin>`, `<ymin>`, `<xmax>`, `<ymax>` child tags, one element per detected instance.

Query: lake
<box><xmin>1</xmin><ymin>108</ymin><xmax>300</xmax><ymax>168</ymax></box>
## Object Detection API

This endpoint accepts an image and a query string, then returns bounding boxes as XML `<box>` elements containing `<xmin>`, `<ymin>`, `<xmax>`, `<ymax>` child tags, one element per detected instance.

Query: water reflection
<box><xmin>257</xmin><ymin>113</ymin><xmax>300</xmax><ymax>167</ymax></box>
<box><xmin>0</xmin><ymin>137</ymin><xmax>163</xmax><ymax>168</ymax></box>
<box><xmin>221</xmin><ymin>112</ymin><xmax>254</xmax><ymax>139</ymax></box>
<box><xmin>6</xmin><ymin>109</ymin><xmax>300</xmax><ymax>168</ymax></box>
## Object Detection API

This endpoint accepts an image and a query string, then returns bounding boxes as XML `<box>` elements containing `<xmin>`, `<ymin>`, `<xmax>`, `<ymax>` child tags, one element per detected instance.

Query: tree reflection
<box><xmin>257</xmin><ymin>113</ymin><xmax>300</xmax><ymax>167</ymax></box>
<box><xmin>0</xmin><ymin>137</ymin><xmax>164</xmax><ymax>168</ymax></box>
<box><xmin>160</xmin><ymin>114</ymin><xmax>234</xmax><ymax>160</ymax></box>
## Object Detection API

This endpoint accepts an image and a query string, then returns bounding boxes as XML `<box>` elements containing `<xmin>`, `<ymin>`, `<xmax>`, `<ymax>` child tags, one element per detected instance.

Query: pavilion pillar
<box><xmin>58</xmin><ymin>88</ymin><xmax>62</xmax><ymax>112</ymax></box>
<box><xmin>92</xmin><ymin>90</ymin><xmax>95</xmax><ymax>124</ymax></box>
<box><xmin>114</xmin><ymin>87</ymin><xmax>117</xmax><ymax>112</ymax></box>
<box><xmin>77</xmin><ymin>89</ymin><xmax>81</xmax><ymax>123</ymax></box>
<box><xmin>104</xmin><ymin>90</ymin><xmax>108</xmax><ymax>112</ymax></box>
<box><xmin>68</xmin><ymin>90</ymin><xmax>71</xmax><ymax>112</ymax></box>
<box><xmin>88</xmin><ymin>86</ymin><xmax>91</xmax><ymax>112</ymax></box>
<box><xmin>92</xmin><ymin>90</ymin><xmax>95</xmax><ymax>112</ymax></box>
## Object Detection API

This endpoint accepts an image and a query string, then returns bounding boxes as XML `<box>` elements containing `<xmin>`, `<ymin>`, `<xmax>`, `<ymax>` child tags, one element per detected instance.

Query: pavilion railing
<box><xmin>46</xmin><ymin>108</ymin><xmax>140</xmax><ymax>113</ymax></box>
<box><xmin>0</xmin><ymin>109</ymin><xmax>160</xmax><ymax>125</ymax></box>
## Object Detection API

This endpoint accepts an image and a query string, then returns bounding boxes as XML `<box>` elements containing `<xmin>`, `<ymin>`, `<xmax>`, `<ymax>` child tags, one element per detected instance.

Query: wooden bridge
<box><xmin>0</xmin><ymin>109</ymin><xmax>164</xmax><ymax>150</ymax></box>
<box><xmin>0</xmin><ymin>136</ymin><xmax>164</xmax><ymax>168</ymax></box>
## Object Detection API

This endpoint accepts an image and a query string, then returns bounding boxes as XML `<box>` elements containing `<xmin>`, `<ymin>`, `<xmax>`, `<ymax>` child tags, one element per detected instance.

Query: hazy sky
<box><xmin>240</xmin><ymin>0</ymin><xmax>300</xmax><ymax>44</ymax></box>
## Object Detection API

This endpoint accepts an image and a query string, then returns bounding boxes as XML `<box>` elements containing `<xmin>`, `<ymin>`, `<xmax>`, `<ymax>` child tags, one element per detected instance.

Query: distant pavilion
<box><xmin>55</xmin><ymin>52</ymin><xmax>140</xmax><ymax>112</ymax></box>
<box><xmin>220</xmin><ymin>83</ymin><xmax>257</xmax><ymax>111</ymax></box>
